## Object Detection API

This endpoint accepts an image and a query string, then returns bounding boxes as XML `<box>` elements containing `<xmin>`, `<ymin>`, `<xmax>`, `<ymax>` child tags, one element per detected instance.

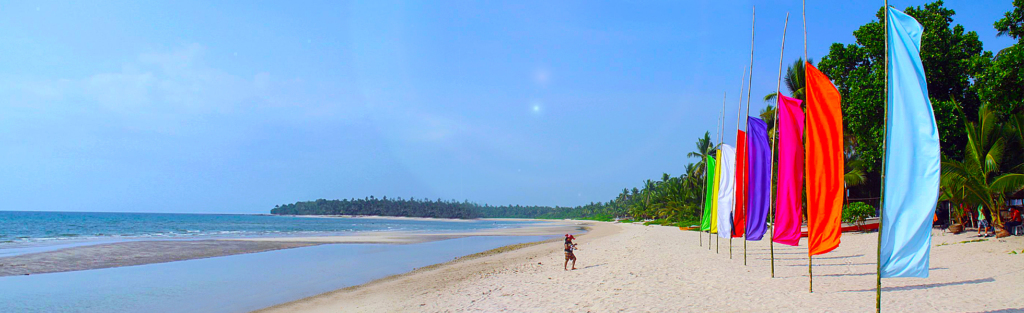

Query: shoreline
<box><xmin>0</xmin><ymin>220</ymin><xmax>585</xmax><ymax>277</ymax></box>
<box><xmin>254</xmin><ymin>222</ymin><xmax>1024</xmax><ymax>312</ymax></box>
<box><xmin>254</xmin><ymin>222</ymin><xmax>622</xmax><ymax>313</ymax></box>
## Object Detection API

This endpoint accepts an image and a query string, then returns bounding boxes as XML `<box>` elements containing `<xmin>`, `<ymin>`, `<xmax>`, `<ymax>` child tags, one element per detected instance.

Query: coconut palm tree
<box><xmin>763</xmin><ymin>58</ymin><xmax>812</xmax><ymax>103</ymax></box>
<box><xmin>687</xmin><ymin>132</ymin><xmax>715</xmax><ymax>178</ymax></box>
<box><xmin>942</xmin><ymin>105</ymin><xmax>1024</xmax><ymax>226</ymax></box>
<box><xmin>843</xmin><ymin>135</ymin><xmax>867</xmax><ymax>187</ymax></box>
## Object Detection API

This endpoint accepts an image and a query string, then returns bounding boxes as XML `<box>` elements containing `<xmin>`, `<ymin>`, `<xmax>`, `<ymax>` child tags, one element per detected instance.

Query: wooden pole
<box><xmin>803</xmin><ymin>0</ymin><xmax>813</xmax><ymax>293</ymax></box>
<box><xmin>769</xmin><ymin>12</ymin><xmax>790</xmax><ymax>279</ymax></box>
<box><xmin>732</xmin><ymin>67</ymin><xmax>747</xmax><ymax>260</ymax></box>
<box><xmin>744</xmin><ymin>6</ymin><xmax>756</xmax><ymax>267</ymax></box>
<box><xmin>718</xmin><ymin>92</ymin><xmax>727</xmax><ymax>255</ymax></box>
<box><xmin>877</xmin><ymin>1</ymin><xmax>890</xmax><ymax>311</ymax></box>
<box><xmin>700</xmin><ymin>163</ymin><xmax>706</xmax><ymax>247</ymax></box>
<box><xmin>712</xmin><ymin>98</ymin><xmax>725</xmax><ymax>251</ymax></box>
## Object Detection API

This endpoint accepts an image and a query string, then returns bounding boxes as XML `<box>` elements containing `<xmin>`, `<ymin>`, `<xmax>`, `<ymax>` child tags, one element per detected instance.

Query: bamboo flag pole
<box><xmin>803</xmin><ymin>0</ymin><xmax>813</xmax><ymax>293</ymax></box>
<box><xmin>744</xmin><ymin>6</ymin><xmax>756</xmax><ymax>267</ymax></box>
<box><xmin>717</xmin><ymin>92</ymin><xmax>726</xmax><ymax>255</ymax></box>
<box><xmin>700</xmin><ymin>162</ymin><xmax>706</xmax><ymax>247</ymax></box>
<box><xmin>713</xmin><ymin>96</ymin><xmax>725</xmax><ymax>251</ymax></box>
<box><xmin>877</xmin><ymin>0</ymin><xmax>890</xmax><ymax>311</ymax></box>
<box><xmin>732</xmin><ymin>66</ymin><xmax>747</xmax><ymax>260</ymax></box>
<box><xmin>768</xmin><ymin>12</ymin><xmax>790</xmax><ymax>279</ymax></box>
<box><xmin>712</xmin><ymin>93</ymin><xmax>724</xmax><ymax>251</ymax></box>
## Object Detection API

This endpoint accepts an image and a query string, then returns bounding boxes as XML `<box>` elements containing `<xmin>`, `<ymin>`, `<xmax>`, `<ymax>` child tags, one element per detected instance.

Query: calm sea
<box><xmin>0</xmin><ymin>211</ymin><xmax>538</xmax><ymax>248</ymax></box>
<box><xmin>0</xmin><ymin>211</ymin><xmax>563</xmax><ymax>313</ymax></box>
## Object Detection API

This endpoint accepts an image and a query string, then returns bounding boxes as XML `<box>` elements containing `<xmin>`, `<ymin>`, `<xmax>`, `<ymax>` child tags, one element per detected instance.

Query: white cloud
<box><xmin>2</xmin><ymin>44</ymin><xmax>282</xmax><ymax>132</ymax></box>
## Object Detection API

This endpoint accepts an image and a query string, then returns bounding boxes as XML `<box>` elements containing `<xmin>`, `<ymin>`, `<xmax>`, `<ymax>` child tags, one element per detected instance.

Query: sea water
<box><xmin>0</xmin><ymin>211</ymin><xmax>561</xmax><ymax>312</ymax></box>
<box><xmin>0</xmin><ymin>235</ymin><xmax>554</xmax><ymax>313</ymax></box>
<box><xmin>0</xmin><ymin>211</ymin><xmax>539</xmax><ymax>255</ymax></box>
<box><xmin>0</xmin><ymin>211</ymin><xmax>538</xmax><ymax>243</ymax></box>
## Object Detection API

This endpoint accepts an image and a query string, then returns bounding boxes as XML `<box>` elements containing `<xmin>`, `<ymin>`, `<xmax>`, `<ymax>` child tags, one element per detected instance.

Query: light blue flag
<box><xmin>880</xmin><ymin>7</ymin><xmax>941</xmax><ymax>278</ymax></box>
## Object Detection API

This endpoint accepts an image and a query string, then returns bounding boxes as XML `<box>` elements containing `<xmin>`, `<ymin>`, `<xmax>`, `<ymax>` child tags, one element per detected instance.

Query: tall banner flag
<box><xmin>710</xmin><ymin>150</ymin><xmax>724</xmax><ymax>234</ymax></box>
<box><xmin>717</xmin><ymin>144</ymin><xmax>736</xmax><ymax>239</ymax></box>
<box><xmin>806</xmin><ymin>62</ymin><xmax>844</xmax><ymax>255</ymax></box>
<box><xmin>745</xmin><ymin>117</ymin><xmax>771</xmax><ymax>241</ymax></box>
<box><xmin>701</xmin><ymin>155</ymin><xmax>717</xmax><ymax>231</ymax></box>
<box><xmin>773</xmin><ymin>95</ymin><xmax>805</xmax><ymax>246</ymax></box>
<box><xmin>733</xmin><ymin>130</ymin><xmax>748</xmax><ymax>238</ymax></box>
<box><xmin>880</xmin><ymin>6</ymin><xmax>941</xmax><ymax>278</ymax></box>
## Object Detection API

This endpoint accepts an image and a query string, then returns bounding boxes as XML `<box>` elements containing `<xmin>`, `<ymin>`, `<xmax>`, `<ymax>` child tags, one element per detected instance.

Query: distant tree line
<box><xmin>271</xmin><ymin>197</ymin><xmax>482</xmax><ymax>219</ymax></box>
<box><xmin>270</xmin><ymin>197</ymin><xmax>629</xmax><ymax>220</ymax></box>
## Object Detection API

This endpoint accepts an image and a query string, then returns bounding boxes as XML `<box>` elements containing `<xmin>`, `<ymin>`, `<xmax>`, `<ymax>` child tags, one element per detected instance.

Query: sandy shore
<box><xmin>0</xmin><ymin>221</ymin><xmax>583</xmax><ymax>276</ymax></box>
<box><xmin>258</xmin><ymin>222</ymin><xmax>1024</xmax><ymax>312</ymax></box>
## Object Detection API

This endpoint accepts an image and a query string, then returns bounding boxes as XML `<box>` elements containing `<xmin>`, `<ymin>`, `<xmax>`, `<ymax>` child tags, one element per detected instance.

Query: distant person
<box><xmin>1005</xmin><ymin>207</ymin><xmax>1022</xmax><ymax>233</ymax></box>
<box><xmin>977</xmin><ymin>206</ymin><xmax>994</xmax><ymax>237</ymax></box>
<box><xmin>564</xmin><ymin>234</ymin><xmax>577</xmax><ymax>270</ymax></box>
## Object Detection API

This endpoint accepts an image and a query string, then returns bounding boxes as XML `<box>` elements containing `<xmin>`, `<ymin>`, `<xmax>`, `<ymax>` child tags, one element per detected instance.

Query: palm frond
<box><xmin>844</xmin><ymin>168</ymin><xmax>867</xmax><ymax>186</ymax></box>
<box><xmin>990</xmin><ymin>173</ymin><xmax>1024</xmax><ymax>195</ymax></box>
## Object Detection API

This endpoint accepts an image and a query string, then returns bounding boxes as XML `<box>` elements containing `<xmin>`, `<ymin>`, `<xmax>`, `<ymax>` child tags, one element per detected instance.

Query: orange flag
<box><xmin>732</xmin><ymin>130</ymin><xmax>747</xmax><ymax>238</ymax></box>
<box><xmin>805</xmin><ymin>62</ymin><xmax>844</xmax><ymax>256</ymax></box>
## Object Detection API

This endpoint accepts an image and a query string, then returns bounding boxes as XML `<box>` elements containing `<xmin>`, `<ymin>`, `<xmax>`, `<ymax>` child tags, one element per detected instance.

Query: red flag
<box><xmin>732</xmin><ymin>130</ymin><xmax>747</xmax><ymax>238</ymax></box>
<box><xmin>805</xmin><ymin>62</ymin><xmax>844</xmax><ymax>256</ymax></box>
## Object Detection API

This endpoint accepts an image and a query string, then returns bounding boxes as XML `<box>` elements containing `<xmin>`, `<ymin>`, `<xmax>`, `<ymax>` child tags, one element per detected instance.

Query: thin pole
<box><xmin>803</xmin><ymin>0</ymin><xmax>812</xmax><ymax>293</ymax></box>
<box><xmin>744</xmin><ymin>6</ymin><xmax>756</xmax><ymax>267</ymax></box>
<box><xmin>803</xmin><ymin>0</ymin><xmax>808</xmax><ymax>63</ymax></box>
<box><xmin>712</xmin><ymin>92</ymin><xmax>724</xmax><ymax>251</ymax></box>
<box><xmin>720</xmin><ymin>91</ymin><xmax>729</xmax><ymax>254</ymax></box>
<box><xmin>732</xmin><ymin>66</ymin><xmax>746</xmax><ymax>260</ymax></box>
<box><xmin>712</xmin><ymin>102</ymin><xmax>724</xmax><ymax>251</ymax></box>
<box><xmin>769</xmin><ymin>12</ymin><xmax>790</xmax><ymax>279</ymax></box>
<box><xmin>877</xmin><ymin>1</ymin><xmax>890</xmax><ymax>311</ymax></box>
<box><xmin>700</xmin><ymin>163</ymin><xmax>706</xmax><ymax>247</ymax></box>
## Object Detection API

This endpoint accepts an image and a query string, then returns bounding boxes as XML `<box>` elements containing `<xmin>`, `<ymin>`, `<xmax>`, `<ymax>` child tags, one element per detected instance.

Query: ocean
<box><xmin>0</xmin><ymin>211</ymin><xmax>561</xmax><ymax>312</ymax></box>
<box><xmin>0</xmin><ymin>211</ymin><xmax>539</xmax><ymax>250</ymax></box>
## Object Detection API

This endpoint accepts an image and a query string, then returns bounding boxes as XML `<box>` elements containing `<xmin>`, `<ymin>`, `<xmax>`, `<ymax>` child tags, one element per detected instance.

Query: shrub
<box><xmin>842</xmin><ymin>202</ymin><xmax>875</xmax><ymax>230</ymax></box>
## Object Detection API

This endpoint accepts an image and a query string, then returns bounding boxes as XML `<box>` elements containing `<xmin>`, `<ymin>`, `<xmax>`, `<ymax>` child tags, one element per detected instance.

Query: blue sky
<box><xmin>0</xmin><ymin>0</ymin><xmax>1016</xmax><ymax>213</ymax></box>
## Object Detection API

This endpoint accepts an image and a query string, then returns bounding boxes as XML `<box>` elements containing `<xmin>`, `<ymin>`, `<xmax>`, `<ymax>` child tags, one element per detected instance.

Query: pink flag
<box><xmin>773</xmin><ymin>95</ymin><xmax>804</xmax><ymax>246</ymax></box>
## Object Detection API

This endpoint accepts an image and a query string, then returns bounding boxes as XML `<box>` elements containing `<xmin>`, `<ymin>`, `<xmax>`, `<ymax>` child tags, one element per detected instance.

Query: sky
<box><xmin>0</xmin><ymin>0</ymin><xmax>1017</xmax><ymax>214</ymax></box>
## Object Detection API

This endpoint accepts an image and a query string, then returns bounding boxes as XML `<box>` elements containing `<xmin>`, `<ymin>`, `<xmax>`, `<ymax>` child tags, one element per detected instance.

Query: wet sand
<box><xmin>0</xmin><ymin>240</ymin><xmax>320</xmax><ymax>276</ymax></box>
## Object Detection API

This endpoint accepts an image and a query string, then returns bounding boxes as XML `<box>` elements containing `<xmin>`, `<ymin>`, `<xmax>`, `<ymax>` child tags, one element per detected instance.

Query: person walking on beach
<box><xmin>977</xmin><ymin>206</ymin><xmax>994</xmax><ymax>237</ymax></box>
<box><xmin>564</xmin><ymin>234</ymin><xmax>577</xmax><ymax>270</ymax></box>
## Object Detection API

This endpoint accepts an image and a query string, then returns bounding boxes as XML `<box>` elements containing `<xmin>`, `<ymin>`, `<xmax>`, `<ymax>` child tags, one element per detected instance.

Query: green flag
<box><xmin>700</xmin><ymin>155</ymin><xmax>717</xmax><ymax>231</ymax></box>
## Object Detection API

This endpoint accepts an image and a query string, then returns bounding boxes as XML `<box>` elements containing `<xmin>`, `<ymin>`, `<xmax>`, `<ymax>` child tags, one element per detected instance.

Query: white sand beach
<box><xmin>258</xmin><ymin>222</ymin><xmax>1024</xmax><ymax>312</ymax></box>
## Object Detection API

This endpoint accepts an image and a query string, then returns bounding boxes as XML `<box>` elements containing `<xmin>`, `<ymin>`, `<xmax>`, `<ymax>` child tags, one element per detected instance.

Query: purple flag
<box><xmin>745</xmin><ymin>117</ymin><xmax>771</xmax><ymax>241</ymax></box>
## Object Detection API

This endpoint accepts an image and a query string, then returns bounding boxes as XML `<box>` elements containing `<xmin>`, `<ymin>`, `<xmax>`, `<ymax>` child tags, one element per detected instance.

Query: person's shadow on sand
<box><xmin>576</xmin><ymin>263</ymin><xmax>607</xmax><ymax>270</ymax></box>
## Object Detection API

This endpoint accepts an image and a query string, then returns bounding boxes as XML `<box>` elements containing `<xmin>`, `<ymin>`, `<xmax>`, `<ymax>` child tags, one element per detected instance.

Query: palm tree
<box><xmin>843</xmin><ymin>135</ymin><xmax>867</xmax><ymax>187</ymax></box>
<box><xmin>687</xmin><ymin>132</ymin><xmax>715</xmax><ymax>174</ymax></box>
<box><xmin>759</xmin><ymin>105</ymin><xmax>777</xmax><ymax>139</ymax></box>
<box><xmin>761</xmin><ymin>58</ymin><xmax>814</xmax><ymax>140</ymax></box>
<box><xmin>763</xmin><ymin>58</ymin><xmax>812</xmax><ymax>103</ymax></box>
<box><xmin>942</xmin><ymin>105</ymin><xmax>1024</xmax><ymax>226</ymax></box>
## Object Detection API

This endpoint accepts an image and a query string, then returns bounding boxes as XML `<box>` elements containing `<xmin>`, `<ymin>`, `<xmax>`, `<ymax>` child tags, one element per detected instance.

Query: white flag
<box><xmin>717</xmin><ymin>144</ymin><xmax>736</xmax><ymax>239</ymax></box>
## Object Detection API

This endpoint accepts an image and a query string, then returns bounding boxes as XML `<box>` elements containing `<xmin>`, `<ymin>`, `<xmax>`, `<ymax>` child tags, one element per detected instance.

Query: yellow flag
<box><xmin>710</xmin><ymin>149</ymin><xmax>723</xmax><ymax>233</ymax></box>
